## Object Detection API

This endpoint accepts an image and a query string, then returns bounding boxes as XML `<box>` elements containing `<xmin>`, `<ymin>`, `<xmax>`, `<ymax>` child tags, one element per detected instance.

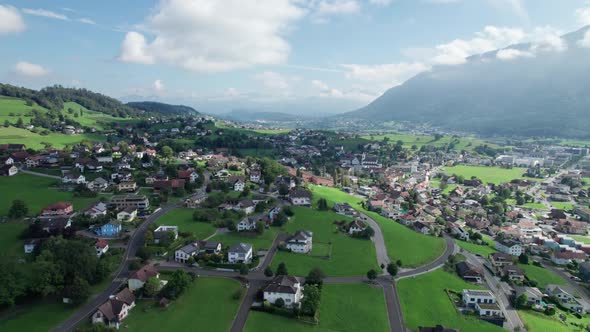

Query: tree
<box><xmin>142</xmin><ymin>277</ymin><xmax>161</xmax><ymax>297</ymax></box>
<box><xmin>264</xmin><ymin>266</ymin><xmax>274</xmax><ymax>277</ymax></box>
<box><xmin>301</xmin><ymin>285</ymin><xmax>321</xmax><ymax>316</ymax></box>
<box><xmin>278</xmin><ymin>183</ymin><xmax>290</xmax><ymax>197</ymax></box>
<box><xmin>162</xmin><ymin>270</ymin><xmax>192</xmax><ymax>299</ymax></box>
<box><xmin>8</xmin><ymin>199</ymin><xmax>28</xmax><ymax>218</ymax></box>
<box><xmin>30</xmin><ymin>260</ymin><xmax>62</xmax><ymax>296</ymax></box>
<box><xmin>0</xmin><ymin>259</ymin><xmax>29</xmax><ymax>306</ymax></box>
<box><xmin>239</xmin><ymin>264</ymin><xmax>249</xmax><ymax>275</ymax></box>
<box><xmin>317</xmin><ymin>198</ymin><xmax>329</xmax><ymax>211</ymax></box>
<box><xmin>396</xmin><ymin>259</ymin><xmax>402</xmax><ymax>267</ymax></box>
<box><xmin>386</xmin><ymin>263</ymin><xmax>398</xmax><ymax>277</ymax></box>
<box><xmin>16</xmin><ymin>117</ymin><xmax>23</xmax><ymax>128</ymax></box>
<box><xmin>518</xmin><ymin>253</ymin><xmax>529</xmax><ymax>265</ymax></box>
<box><xmin>367</xmin><ymin>269</ymin><xmax>378</xmax><ymax>281</ymax></box>
<box><xmin>274</xmin><ymin>297</ymin><xmax>285</xmax><ymax>308</ymax></box>
<box><xmin>64</xmin><ymin>277</ymin><xmax>91</xmax><ymax>305</ymax></box>
<box><xmin>255</xmin><ymin>221</ymin><xmax>265</xmax><ymax>235</ymax></box>
<box><xmin>161</xmin><ymin>146</ymin><xmax>174</xmax><ymax>159</ymax></box>
<box><xmin>515</xmin><ymin>293</ymin><xmax>528</xmax><ymax>309</ymax></box>
<box><xmin>276</xmin><ymin>262</ymin><xmax>288</xmax><ymax>276</ymax></box>
<box><xmin>3</xmin><ymin>120</ymin><xmax>9</xmax><ymax>127</ymax></box>
<box><xmin>306</xmin><ymin>268</ymin><xmax>326</xmax><ymax>288</ymax></box>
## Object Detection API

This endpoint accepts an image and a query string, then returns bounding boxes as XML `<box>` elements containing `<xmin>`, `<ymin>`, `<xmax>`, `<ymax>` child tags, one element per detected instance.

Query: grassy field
<box><xmin>212</xmin><ymin>227</ymin><xmax>281</xmax><ymax>251</ymax></box>
<box><xmin>443</xmin><ymin>165</ymin><xmax>530</xmax><ymax>185</ymax></box>
<box><xmin>506</xmin><ymin>199</ymin><xmax>547</xmax><ymax>210</ymax></box>
<box><xmin>0</xmin><ymin>173</ymin><xmax>104</xmax><ymax>216</ymax></box>
<box><xmin>0</xmin><ymin>126</ymin><xmax>106</xmax><ymax>150</ymax></box>
<box><xmin>0</xmin><ymin>96</ymin><xmax>49</xmax><ymax>125</ymax></box>
<box><xmin>519</xmin><ymin>309</ymin><xmax>590</xmax><ymax>332</ymax></box>
<box><xmin>572</xmin><ymin>236</ymin><xmax>590</xmax><ymax>244</ymax></box>
<box><xmin>156</xmin><ymin>208</ymin><xmax>217</xmax><ymax>240</ymax></box>
<box><xmin>245</xmin><ymin>283</ymin><xmax>390</xmax><ymax>332</ymax></box>
<box><xmin>398</xmin><ymin>269</ymin><xmax>504</xmax><ymax>332</ymax></box>
<box><xmin>0</xmin><ymin>300</ymin><xmax>79</xmax><ymax>332</ymax></box>
<box><xmin>270</xmin><ymin>207</ymin><xmax>380</xmax><ymax>277</ymax></box>
<box><xmin>309</xmin><ymin>185</ymin><xmax>445</xmax><ymax>268</ymax></box>
<box><xmin>362</xmin><ymin>133</ymin><xmax>498</xmax><ymax>152</ymax></box>
<box><xmin>429</xmin><ymin>179</ymin><xmax>457</xmax><ymax>194</ymax></box>
<box><xmin>456</xmin><ymin>239</ymin><xmax>497</xmax><ymax>257</ymax></box>
<box><xmin>0</xmin><ymin>221</ymin><xmax>28</xmax><ymax>258</ymax></box>
<box><xmin>551</xmin><ymin>202</ymin><xmax>575</xmax><ymax>211</ymax></box>
<box><xmin>124</xmin><ymin>277</ymin><xmax>243</xmax><ymax>332</ymax></box>
<box><xmin>519</xmin><ymin>264</ymin><xmax>565</xmax><ymax>288</ymax></box>
<box><xmin>61</xmin><ymin>102</ymin><xmax>129</xmax><ymax>130</ymax></box>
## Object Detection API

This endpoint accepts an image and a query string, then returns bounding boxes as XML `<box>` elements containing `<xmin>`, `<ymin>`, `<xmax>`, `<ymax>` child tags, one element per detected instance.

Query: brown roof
<box><xmin>264</xmin><ymin>275</ymin><xmax>300</xmax><ymax>294</ymax></box>
<box><xmin>129</xmin><ymin>265</ymin><xmax>159</xmax><ymax>282</ymax></box>
<box><xmin>95</xmin><ymin>239</ymin><xmax>108</xmax><ymax>248</ymax></box>
<box><xmin>42</xmin><ymin>202</ymin><xmax>73</xmax><ymax>211</ymax></box>
<box><xmin>115</xmin><ymin>287</ymin><xmax>135</xmax><ymax>305</ymax></box>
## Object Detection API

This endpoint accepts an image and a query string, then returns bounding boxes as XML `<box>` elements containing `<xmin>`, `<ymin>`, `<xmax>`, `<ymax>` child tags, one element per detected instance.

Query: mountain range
<box><xmin>345</xmin><ymin>26</ymin><xmax>590</xmax><ymax>138</ymax></box>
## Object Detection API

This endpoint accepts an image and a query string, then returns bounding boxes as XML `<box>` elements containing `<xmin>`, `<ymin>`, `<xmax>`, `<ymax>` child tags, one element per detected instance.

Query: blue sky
<box><xmin>1</xmin><ymin>0</ymin><xmax>589</xmax><ymax>114</ymax></box>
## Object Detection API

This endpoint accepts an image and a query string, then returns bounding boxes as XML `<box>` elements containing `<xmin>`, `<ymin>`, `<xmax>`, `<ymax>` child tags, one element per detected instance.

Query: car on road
<box><xmin>571</xmin><ymin>276</ymin><xmax>582</xmax><ymax>281</ymax></box>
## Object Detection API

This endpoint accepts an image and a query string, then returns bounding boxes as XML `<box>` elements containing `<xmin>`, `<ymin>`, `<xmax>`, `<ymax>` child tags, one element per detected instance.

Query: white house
<box><xmin>228</xmin><ymin>243</ymin><xmax>253</xmax><ymax>264</ymax></box>
<box><xmin>237</xmin><ymin>217</ymin><xmax>257</xmax><ymax>232</ymax></box>
<box><xmin>175</xmin><ymin>243</ymin><xmax>199</xmax><ymax>263</ymax></box>
<box><xmin>95</xmin><ymin>239</ymin><xmax>109</xmax><ymax>257</ymax></box>
<box><xmin>87</xmin><ymin>177</ymin><xmax>109</xmax><ymax>192</ymax></box>
<box><xmin>23</xmin><ymin>239</ymin><xmax>39</xmax><ymax>254</ymax></box>
<box><xmin>153</xmin><ymin>226</ymin><xmax>179</xmax><ymax>244</ymax></box>
<box><xmin>545</xmin><ymin>284</ymin><xmax>585</xmax><ymax>312</ymax></box>
<box><xmin>85</xmin><ymin>202</ymin><xmax>108</xmax><ymax>218</ymax></box>
<box><xmin>263</xmin><ymin>275</ymin><xmax>304</xmax><ymax>308</ymax></box>
<box><xmin>62</xmin><ymin>174</ymin><xmax>86</xmax><ymax>184</ymax></box>
<box><xmin>286</xmin><ymin>230</ymin><xmax>313</xmax><ymax>254</ymax></box>
<box><xmin>117</xmin><ymin>207</ymin><xmax>138</xmax><ymax>222</ymax></box>
<box><xmin>128</xmin><ymin>265</ymin><xmax>160</xmax><ymax>291</ymax></box>
<box><xmin>494</xmin><ymin>239</ymin><xmax>524</xmax><ymax>256</ymax></box>
<box><xmin>91</xmin><ymin>288</ymin><xmax>135</xmax><ymax>329</ymax></box>
<box><xmin>289</xmin><ymin>189</ymin><xmax>312</xmax><ymax>206</ymax></box>
<box><xmin>462</xmin><ymin>289</ymin><xmax>501</xmax><ymax>317</ymax></box>
<box><xmin>348</xmin><ymin>220</ymin><xmax>367</xmax><ymax>235</ymax></box>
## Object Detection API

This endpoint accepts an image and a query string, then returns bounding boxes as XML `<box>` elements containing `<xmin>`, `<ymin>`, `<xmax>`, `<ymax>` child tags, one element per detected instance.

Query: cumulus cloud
<box><xmin>15</xmin><ymin>61</ymin><xmax>49</xmax><ymax>77</ymax></box>
<box><xmin>496</xmin><ymin>48</ymin><xmax>534</xmax><ymax>60</ymax></box>
<box><xmin>119</xmin><ymin>0</ymin><xmax>305</xmax><ymax>72</ymax></box>
<box><xmin>23</xmin><ymin>8</ymin><xmax>68</xmax><ymax>20</ymax></box>
<box><xmin>0</xmin><ymin>5</ymin><xmax>26</xmax><ymax>34</ymax></box>
<box><xmin>529</xmin><ymin>27</ymin><xmax>567</xmax><ymax>53</ymax></box>
<box><xmin>577</xmin><ymin>30</ymin><xmax>590</xmax><ymax>48</ymax></box>
<box><xmin>341</xmin><ymin>62</ymin><xmax>429</xmax><ymax>85</ymax></box>
<box><xmin>153</xmin><ymin>79</ymin><xmax>165</xmax><ymax>93</ymax></box>
<box><xmin>575</xmin><ymin>6</ymin><xmax>590</xmax><ymax>26</ymax></box>
<box><xmin>254</xmin><ymin>71</ymin><xmax>292</xmax><ymax>93</ymax></box>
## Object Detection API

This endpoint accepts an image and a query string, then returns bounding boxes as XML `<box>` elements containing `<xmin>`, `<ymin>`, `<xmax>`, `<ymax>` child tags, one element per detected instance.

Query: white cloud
<box><xmin>254</xmin><ymin>71</ymin><xmax>292</xmax><ymax>94</ymax></box>
<box><xmin>153</xmin><ymin>79</ymin><xmax>165</xmax><ymax>93</ymax></box>
<box><xmin>341</xmin><ymin>62</ymin><xmax>429</xmax><ymax>85</ymax></box>
<box><xmin>529</xmin><ymin>27</ymin><xmax>567</xmax><ymax>53</ymax></box>
<box><xmin>0</xmin><ymin>5</ymin><xmax>26</xmax><ymax>34</ymax></box>
<box><xmin>501</xmin><ymin>0</ymin><xmax>528</xmax><ymax>21</ymax></box>
<box><xmin>316</xmin><ymin>0</ymin><xmax>360</xmax><ymax>15</ymax></box>
<box><xmin>77</xmin><ymin>18</ymin><xmax>96</xmax><ymax>25</ymax></box>
<box><xmin>14</xmin><ymin>61</ymin><xmax>49</xmax><ymax>77</ymax></box>
<box><xmin>578</xmin><ymin>30</ymin><xmax>590</xmax><ymax>48</ymax></box>
<box><xmin>311</xmin><ymin>79</ymin><xmax>375</xmax><ymax>102</ymax></box>
<box><xmin>496</xmin><ymin>48</ymin><xmax>534</xmax><ymax>60</ymax></box>
<box><xmin>575</xmin><ymin>6</ymin><xmax>590</xmax><ymax>26</ymax></box>
<box><xmin>22</xmin><ymin>8</ymin><xmax>68</xmax><ymax>20</ymax></box>
<box><xmin>369</xmin><ymin>0</ymin><xmax>393</xmax><ymax>5</ymax></box>
<box><xmin>119</xmin><ymin>0</ymin><xmax>305</xmax><ymax>72</ymax></box>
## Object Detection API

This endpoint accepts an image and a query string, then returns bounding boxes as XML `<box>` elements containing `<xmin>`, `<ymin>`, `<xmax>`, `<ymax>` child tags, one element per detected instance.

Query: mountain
<box><xmin>346</xmin><ymin>26</ymin><xmax>590</xmax><ymax>138</ymax></box>
<box><xmin>219</xmin><ymin>110</ymin><xmax>308</xmax><ymax>122</ymax></box>
<box><xmin>126</xmin><ymin>101</ymin><xmax>199</xmax><ymax>116</ymax></box>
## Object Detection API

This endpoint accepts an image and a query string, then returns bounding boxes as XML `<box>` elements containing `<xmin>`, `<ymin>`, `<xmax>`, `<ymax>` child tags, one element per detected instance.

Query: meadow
<box><xmin>156</xmin><ymin>208</ymin><xmax>217</xmax><ymax>240</ymax></box>
<box><xmin>518</xmin><ymin>264</ymin><xmax>565</xmax><ymax>288</ymax></box>
<box><xmin>245</xmin><ymin>283</ymin><xmax>390</xmax><ymax>332</ymax></box>
<box><xmin>362</xmin><ymin>133</ymin><xmax>499</xmax><ymax>152</ymax></box>
<box><xmin>443</xmin><ymin>165</ymin><xmax>530</xmax><ymax>185</ymax></box>
<box><xmin>0</xmin><ymin>126</ymin><xmax>106</xmax><ymax>150</ymax></box>
<box><xmin>519</xmin><ymin>309</ymin><xmax>590</xmax><ymax>332</ymax></box>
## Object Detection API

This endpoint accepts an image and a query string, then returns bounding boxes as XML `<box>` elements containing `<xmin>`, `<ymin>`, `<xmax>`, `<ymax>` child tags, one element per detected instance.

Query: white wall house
<box><xmin>263</xmin><ymin>276</ymin><xmax>304</xmax><ymax>308</ymax></box>
<box><xmin>285</xmin><ymin>230</ymin><xmax>313</xmax><ymax>254</ymax></box>
<box><xmin>175</xmin><ymin>243</ymin><xmax>199</xmax><ymax>263</ymax></box>
<box><xmin>237</xmin><ymin>218</ymin><xmax>256</xmax><ymax>232</ymax></box>
<box><xmin>228</xmin><ymin>243</ymin><xmax>253</xmax><ymax>264</ymax></box>
<box><xmin>494</xmin><ymin>239</ymin><xmax>524</xmax><ymax>256</ymax></box>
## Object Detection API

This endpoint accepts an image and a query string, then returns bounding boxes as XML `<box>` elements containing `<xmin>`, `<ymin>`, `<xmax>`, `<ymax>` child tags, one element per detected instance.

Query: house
<box><xmin>229</xmin><ymin>176</ymin><xmax>245</xmax><ymax>192</ymax></box>
<box><xmin>556</xmin><ymin>219</ymin><xmax>587</xmax><ymax>235</ymax></box>
<box><xmin>237</xmin><ymin>217</ymin><xmax>257</xmax><ymax>232</ymax></box>
<box><xmin>289</xmin><ymin>188</ymin><xmax>312</xmax><ymax>206</ymax></box>
<box><xmin>24</xmin><ymin>239</ymin><xmax>39</xmax><ymax>254</ymax></box>
<box><xmin>91</xmin><ymin>288</ymin><xmax>136</xmax><ymax>329</ymax></box>
<box><xmin>263</xmin><ymin>275</ymin><xmax>304</xmax><ymax>308</ymax></box>
<box><xmin>449</xmin><ymin>223</ymin><xmax>470</xmax><ymax>241</ymax></box>
<box><xmin>228</xmin><ymin>243</ymin><xmax>253</xmax><ymax>264</ymax></box>
<box><xmin>286</xmin><ymin>230</ymin><xmax>313</xmax><ymax>253</ymax></box>
<box><xmin>117</xmin><ymin>181</ymin><xmax>137</xmax><ymax>192</ymax></box>
<box><xmin>95</xmin><ymin>239</ymin><xmax>109</xmax><ymax>257</ymax></box>
<box><xmin>38</xmin><ymin>216</ymin><xmax>72</xmax><ymax>233</ymax></box>
<box><xmin>334</xmin><ymin>203</ymin><xmax>357</xmax><ymax>217</ymax></box>
<box><xmin>153</xmin><ymin>226</ymin><xmax>179</xmax><ymax>244</ymax></box>
<box><xmin>116</xmin><ymin>207</ymin><xmax>138</xmax><ymax>222</ymax></box>
<box><xmin>94</xmin><ymin>221</ymin><xmax>122</xmax><ymax>237</ymax></box>
<box><xmin>128</xmin><ymin>265</ymin><xmax>160</xmax><ymax>291</ymax></box>
<box><xmin>175</xmin><ymin>243</ymin><xmax>199</xmax><ymax>263</ymax></box>
<box><xmin>249</xmin><ymin>169</ymin><xmax>261</xmax><ymax>183</ymax></box>
<box><xmin>84</xmin><ymin>202</ymin><xmax>108</xmax><ymax>218</ymax></box>
<box><xmin>184</xmin><ymin>193</ymin><xmax>206</xmax><ymax>208</ymax></box>
<box><xmin>87</xmin><ymin>177</ymin><xmax>109</xmax><ymax>192</ymax></box>
<box><xmin>1</xmin><ymin>165</ymin><xmax>18</xmax><ymax>176</ymax></box>
<box><xmin>494</xmin><ymin>239</ymin><xmax>524</xmax><ymax>256</ymax></box>
<box><xmin>178</xmin><ymin>170</ymin><xmax>199</xmax><ymax>183</ymax></box>
<box><xmin>456</xmin><ymin>261</ymin><xmax>484</xmax><ymax>283</ymax></box>
<box><xmin>501</xmin><ymin>265</ymin><xmax>525</xmax><ymax>282</ymax></box>
<box><xmin>413</xmin><ymin>221</ymin><xmax>431</xmax><ymax>235</ymax></box>
<box><xmin>236</xmin><ymin>200</ymin><xmax>255</xmax><ymax>215</ymax></box>
<box><xmin>109</xmin><ymin>195</ymin><xmax>149</xmax><ymax>210</ymax></box>
<box><xmin>153</xmin><ymin>179</ymin><xmax>186</xmax><ymax>192</ymax></box>
<box><xmin>513</xmin><ymin>286</ymin><xmax>544</xmax><ymax>306</ymax></box>
<box><xmin>551</xmin><ymin>251</ymin><xmax>587</xmax><ymax>265</ymax></box>
<box><xmin>574</xmin><ymin>206</ymin><xmax>590</xmax><ymax>222</ymax></box>
<box><xmin>41</xmin><ymin>202</ymin><xmax>74</xmax><ymax>217</ymax></box>
<box><xmin>198</xmin><ymin>241</ymin><xmax>222</xmax><ymax>255</ymax></box>
<box><xmin>489</xmin><ymin>252</ymin><xmax>514</xmax><ymax>271</ymax></box>
<box><xmin>62</xmin><ymin>173</ymin><xmax>87</xmax><ymax>184</ymax></box>
<box><xmin>462</xmin><ymin>289</ymin><xmax>502</xmax><ymax>317</ymax></box>
<box><xmin>348</xmin><ymin>220</ymin><xmax>367</xmax><ymax>235</ymax></box>
<box><xmin>545</xmin><ymin>284</ymin><xmax>585</xmax><ymax>312</ymax></box>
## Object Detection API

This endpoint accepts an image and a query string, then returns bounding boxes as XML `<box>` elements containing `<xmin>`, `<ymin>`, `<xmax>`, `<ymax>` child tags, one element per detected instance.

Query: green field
<box><xmin>572</xmin><ymin>236</ymin><xmax>590</xmax><ymax>244</ymax></box>
<box><xmin>212</xmin><ymin>227</ymin><xmax>281</xmax><ymax>251</ymax></box>
<box><xmin>0</xmin><ymin>173</ymin><xmax>104</xmax><ymax>216</ymax></box>
<box><xmin>61</xmin><ymin>102</ymin><xmax>130</xmax><ymax>130</ymax></box>
<box><xmin>362</xmin><ymin>133</ymin><xmax>498</xmax><ymax>152</ymax></box>
<box><xmin>398</xmin><ymin>269</ymin><xmax>504</xmax><ymax>332</ymax></box>
<box><xmin>124</xmin><ymin>277</ymin><xmax>243</xmax><ymax>332</ymax></box>
<box><xmin>309</xmin><ymin>185</ymin><xmax>445</xmax><ymax>268</ymax></box>
<box><xmin>506</xmin><ymin>199</ymin><xmax>547</xmax><ymax>210</ymax></box>
<box><xmin>0</xmin><ymin>96</ymin><xmax>49</xmax><ymax>125</ymax></box>
<box><xmin>0</xmin><ymin>300</ymin><xmax>79</xmax><ymax>332</ymax></box>
<box><xmin>0</xmin><ymin>221</ymin><xmax>28</xmax><ymax>258</ymax></box>
<box><xmin>551</xmin><ymin>202</ymin><xmax>575</xmax><ymax>211</ymax></box>
<box><xmin>156</xmin><ymin>208</ymin><xmax>217</xmax><ymax>240</ymax></box>
<box><xmin>443</xmin><ymin>165</ymin><xmax>530</xmax><ymax>185</ymax></box>
<box><xmin>429</xmin><ymin>179</ymin><xmax>457</xmax><ymax>194</ymax></box>
<box><xmin>519</xmin><ymin>264</ymin><xmax>565</xmax><ymax>288</ymax></box>
<box><xmin>270</xmin><ymin>207</ymin><xmax>379</xmax><ymax>277</ymax></box>
<box><xmin>0</xmin><ymin>126</ymin><xmax>106</xmax><ymax>150</ymax></box>
<box><xmin>245</xmin><ymin>283</ymin><xmax>390</xmax><ymax>332</ymax></box>
<box><xmin>456</xmin><ymin>239</ymin><xmax>497</xmax><ymax>257</ymax></box>
<box><xmin>519</xmin><ymin>309</ymin><xmax>590</xmax><ymax>332</ymax></box>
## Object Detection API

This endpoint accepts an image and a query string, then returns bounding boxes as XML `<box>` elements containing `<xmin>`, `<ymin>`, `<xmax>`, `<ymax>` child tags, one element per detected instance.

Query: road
<box><xmin>358</xmin><ymin>211</ymin><xmax>391</xmax><ymax>271</ymax></box>
<box><xmin>50</xmin><ymin>200</ymin><xmax>184</xmax><ymax>332</ymax></box>
<box><xmin>397</xmin><ymin>236</ymin><xmax>456</xmax><ymax>279</ymax></box>
<box><xmin>18</xmin><ymin>168</ymin><xmax>61</xmax><ymax>179</ymax></box>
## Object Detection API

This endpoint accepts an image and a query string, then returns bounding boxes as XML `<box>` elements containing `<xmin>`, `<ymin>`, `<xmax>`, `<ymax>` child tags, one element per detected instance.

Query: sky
<box><xmin>1</xmin><ymin>0</ymin><xmax>589</xmax><ymax>115</ymax></box>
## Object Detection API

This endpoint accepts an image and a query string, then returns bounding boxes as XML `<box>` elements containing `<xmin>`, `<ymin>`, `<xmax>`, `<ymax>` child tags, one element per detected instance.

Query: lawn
<box><xmin>0</xmin><ymin>221</ymin><xmax>28</xmax><ymax>258</ymax></box>
<box><xmin>519</xmin><ymin>309</ymin><xmax>590</xmax><ymax>332</ymax></box>
<box><xmin>519</xmin><ymin>264</ymin><xmax>565</xmax><ymax>288</ymax></box>
<box><xmin>309</xmin><ymin>185</ymin><xmax>446</xmax><ymax>268</ymax></box>
<box><xmin>456</xmin><ymin>239</ymin><xmax>497</xmax><ymax>257</ymax></box>
<box><xmin>61</xmin><ymin>102</ymin><xmax>133</xmax><ymax>130</ymax></box>
<box><xmin>572</xmin><ymin>236</ymin><xmax>590</xmax><ymax>244</ymax></box>
<box><xmin>429</xmin><ymin>179</ymin><xmax>457</xmax><ymax>194</ymax></box>
<box><xmin>124</xmin><ymin>277</ymin><xmax>243</xmax><ymax>332</ymax></box>
<box><xmin>551</xmin><ymin>202</ymin><xmax>575</xmax><ymax>211</ymax></box>
<box><xmin>212</xmin><ymin>227</ymin><xmax>281</xmax><ymax>251</ymax></box>
<box><xmin>156</xmin><ymin>208</ymin><xmax>217</xmax><ymax>240</ymax></box>
<box><xmin>0</xmin><ymin>300</ymin><xmax>78</xmax><ymax>332</ymax></box>
<box><xmin>362</xmin><ymin>133</ymin><xmax>498</xmax><ymax>152</ymax></box>
<box><xmin>0</xmin><ymin>173</ymin><xmax>104</xmax><ymax>216</ymax></box>
<box><xmin>270</xmin><ymin>207</ymin><xmax>380</xmax><ymax>277</ymax></box>
<box><xmin>443</xmin><ymin>165</ymin><xmax>530</xmax><ymax>185</ymax></box>
<box><xmin>0</xmin><ymin>126</ymin><xmax>106</xmax><ymax>150</ymax></box>
<box><xmin>0</xmin><ymin>96</ymin><xmax>50</xmax><ymax>125</ymax></box>
<box><xmin>506</xmin><ymin>199</ymin><xmax>547</xmax><ymax>210</ymax></box>
<box><xmin>245</xmin><ymin>283</ymin><xmax>390</xmax><ymax>332</ymax></box>
<box><xmin>397</xmin><ymin>269</ymin><xmax>504</xmax><ymax>332</ymax></box>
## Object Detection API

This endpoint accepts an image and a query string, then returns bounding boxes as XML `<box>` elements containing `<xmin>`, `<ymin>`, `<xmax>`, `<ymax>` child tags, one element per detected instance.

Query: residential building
<box><xmin>333</xmin><ymin>203</ymin><xmax>357</xmax><ymax>217</ymax></box>
<box><xmin>574</xmin><ymin>206</ymin><xmax>590</xmax><ymax>222</ymax></box>
<box><xmin>92</xmin><ymin>288</ymin><xmax>136</xmax><ymax>329</ymax></box>
<box><xmin>87</xmin><ymin>177</ymin><xmax>109</xmax><ymax>192</ymax></box>
<box><xmin>95</xmin><ymin>239</ymin><xmax>109</xmax><ymax>257</ymax></box>
<box><xmin>289</xmin><ymin>189</ymin><xmax>312</xmax><ymax>206</ymax></box>
<box><xmin>84</xmin><ymin>202</ymin><xmax>108</xmax><ymax>219</ymax></box>
<box><xmin>579</xmin><ymin>262</ymin><xmax>590</xmax><ymax>282</ymax></box>
<box><xmin>348</xmin><ymin>220</ymin><xmax>367</xmax><ymax>235</ymax></box>
<box><xmin>237</xmin><ymin>217</ymin><xmax>257</xmax><ymax>232</ymax></box>
<box><xmin>513</xmin><ymin>286</ymin><xmax>544</xmax><ymax>306</ymax></box>
<box><xmin>263</xmin><ymin>275</ymin><xmax>304</xmax><ymax>308</ymax></box>
<box><xmin>228</xmin><ymin>243</ymin><xmax>253</xmax><ymax>264</ymax></box>
<box><xmin>175</xmin><ymin>243</ymin><xmax>199</xmax><ymax>263</ymax></box>
<box><xmin>41</xmin><ymin>202</ymin><xmax>74</xmax><ymax>217</ymax></box>
<box><xmin>285</xmin><ymin>230</ymin><xmax>313</xmax><ymax>253</ymax></box>
<box><xmin>109</xmin><ymin>195</ymin><xmax>149</xmax><ymax>210</ymax></box>
<box><xmin>153</xmin><ymin>226</ymin><xmax>179</xmax><ymax>244</ymax></box>
<box><xmin>1</xmin><ymin>165</ymin><xmax>18</xmax><ymax>176</ymax></box>
<box><xmin>62</xmin><ymin>174</ymin><xmax>86</xmax><ymax>184</ymax></box>
<box><xmin>495</xmin><ymin>239</ymin><xmax>524</xmax><ymax>256</ymax></box>
<box><xmin>94</xmin><ymin>221</ymin><xmax>122</xmax><ymax>237</ymax></box>
<box><xmin>38</xmin><ymin>216</ymin><xmax>72</xmax><ymax>233</ymax></box>
<box><xmin>456</xmin><ymin>261</ymin><xmax>483</xmax><ymax>283</ymax></box>
<box><xmin>551</xmin><ymin>251</ymin><xmax>587</xmax><ymax>265</ymax></box>
<box><xmin>198</xmin><ymin>241</ymin><xmax>222</xmax><ymax>255</ymax></box>
<box><xmin>462</xmin><ymin>289</ymin><xmax>502</xmax><ymax>317</ymax></box>
<box><xmin>117</xmin><ymin>181</ymin><xmax>137</xmax><ymax>192</ymax></box>
<box><xmin>501</xmin><ymin>265</ymin><xmax>525</xmax><ymax>282</ymax></box>
<box><xmin>128</xmin><ymin>265</ymin><xmax>160</xmax><ymax>291</ymax></box>
<box><xmin>545</xmin><ymin>284</ymin><xmax>585</xmax><ymax>312</ymax></box>
<box><xmin>24</xmin><ymin>239</ymin><xmax>39</xmax><ymax>254</ymax></box>
<box><xmin>116</xmin><ymin>207</ymin><xmax>138</xmax><ymax>222</ymax></box>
